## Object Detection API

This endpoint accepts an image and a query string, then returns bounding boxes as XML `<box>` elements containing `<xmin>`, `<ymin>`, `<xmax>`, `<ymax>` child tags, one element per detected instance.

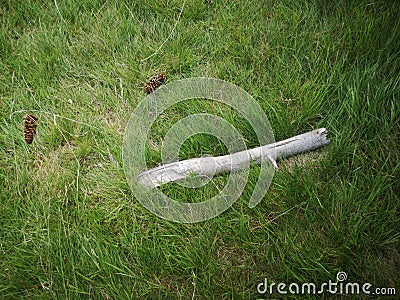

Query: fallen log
<box><xmin>137</xmin><ymin>128</ymin><xmax>330</xmax><ymax>188</ymax></box>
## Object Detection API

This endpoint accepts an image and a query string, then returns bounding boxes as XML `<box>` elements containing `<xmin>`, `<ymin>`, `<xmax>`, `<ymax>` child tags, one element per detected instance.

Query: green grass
<box><xmin>1</xmin><ymin>0</ymin><xmax>399</xmax><ymax>299</ymax></box>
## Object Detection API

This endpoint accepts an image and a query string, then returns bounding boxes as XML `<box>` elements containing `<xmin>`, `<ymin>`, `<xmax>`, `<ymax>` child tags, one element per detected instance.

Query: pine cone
<box><xmin>23</xmin><ymin>114</ymin><xmax>38</xmax><ymax>144</ymax></box>
<box><xmin>145</xmin><ymin>73</ymin><xmax>167</xmax><ymax>94</ymax></box>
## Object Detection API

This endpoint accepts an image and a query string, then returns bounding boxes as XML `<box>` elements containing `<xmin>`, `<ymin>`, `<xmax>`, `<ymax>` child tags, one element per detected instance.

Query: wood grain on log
<box><xmin>137</xmin><ymin>128</ymin><xmax>330</xmax><ymax>188</ymax></box>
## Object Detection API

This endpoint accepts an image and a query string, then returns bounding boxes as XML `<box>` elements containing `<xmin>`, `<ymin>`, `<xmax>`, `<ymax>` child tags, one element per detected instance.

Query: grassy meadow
<box><xmin>1</xmin><ymin>0</ymin><xmax>399</xmax><ymax>299</ymax></box>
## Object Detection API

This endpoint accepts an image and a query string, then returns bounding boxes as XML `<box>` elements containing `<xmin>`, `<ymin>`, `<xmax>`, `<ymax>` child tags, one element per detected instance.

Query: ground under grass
<box><xmin>1</xmin><ymin>0</ymin><xmax>399</xmax><ymax>299</ymax></box>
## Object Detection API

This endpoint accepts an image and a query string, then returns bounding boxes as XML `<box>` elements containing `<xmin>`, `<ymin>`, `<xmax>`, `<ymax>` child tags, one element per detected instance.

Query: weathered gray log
<box><xmin>137</xmin><ymin>128</ymin><xmax>329</xmax><ymax>188</ymax></box>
